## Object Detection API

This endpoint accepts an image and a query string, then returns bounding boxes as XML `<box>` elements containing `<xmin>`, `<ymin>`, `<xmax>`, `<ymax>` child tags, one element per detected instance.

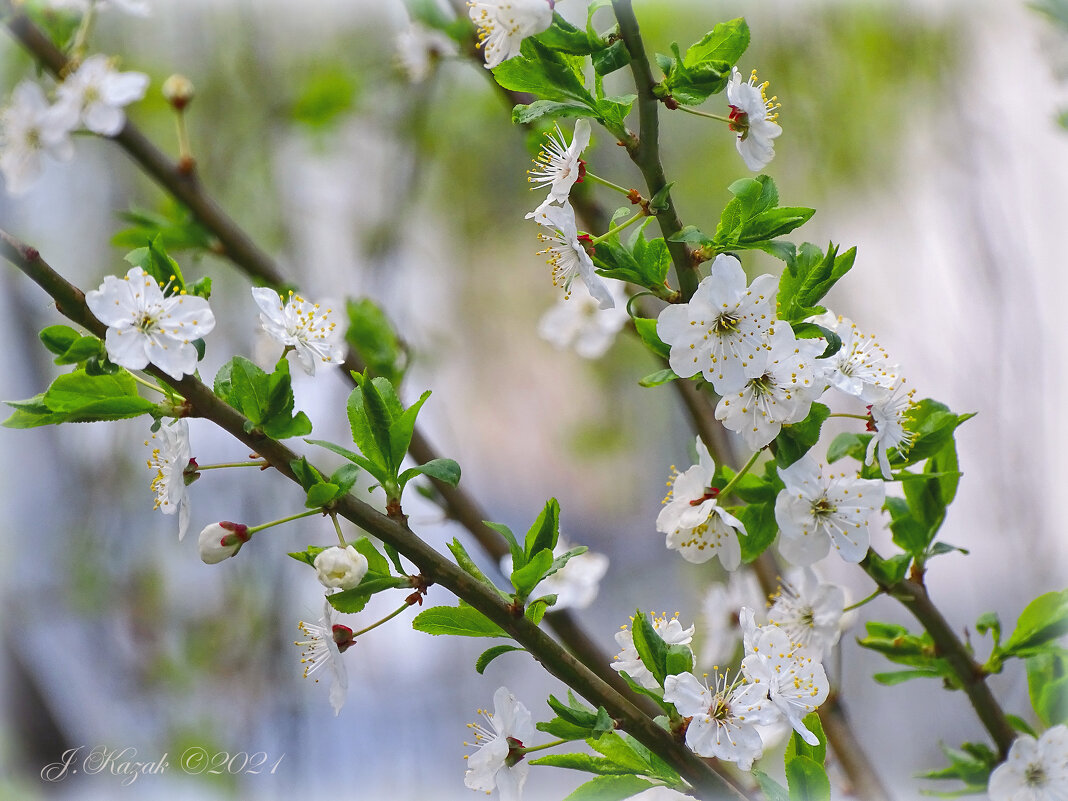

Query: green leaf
<box><xmin>589</xmin><ymin>731</ymin><xmax>652</xmax><ymax>774</ymax></box>
<box><xmin>492</xmin><ymin>39</ymin><xmax>596</xmax><ymax>108</ymax></box>
<box><xmin>753</xmin><ymin>771</ymin><xmax>791</xmax><ymax>801</ymax></box>
<box><xmin>512</xmin><ymin>100</ymin><xmax>596</xmax><ymax>125</ymax></box>
<box><xmin>561</xmin><ymin>775</ymin><xmax>655</xmax><ymax>801</ymax></box>
<box><xmin>827</xmin><ymin>432</ymin><xmax>870</xmax><ymax>464</ymax></box>
<box><xmin>785</xmin><ymin>755</ymin><xmax>831</xmax><ymax>801</ymax></box>
<box><xmin>289</xmin><ymin>456</ymin><xmax>325</xmax><ymax>492</ymax></box>
<box><xmin>976</xmin><ymin>612</ymin><xmax>1002</xmax><ymax>650</ymax></box>
<box><xmin>359</xmin><ymin>376</ymin><xmax>397</xmax><ymax>472</ymax></box>
<box><xmin>529</xmin><ymin>753</ymin><xmax>632</xmax><ymax>775</ymax></box>
<box><xmin>664</xmin><ymin>643</ymin><xmax>693</xmax><ymax>677</ymax></box>
<box><xmin>632</xmin><ymin>317</ymin><xmax>670</xmax><ymax>359</ymax></box>
<box><xmin>683</xmin><ymin>18</ymin><xmax>750</xmax><ymax>70</ymax></box>
<box><xmin>485</xmin><ymin>521</ymin><xmax>526</xmax><ymax>572</ymax></box>
<box><xmin>872</xmin><ymin>668</ymin><xmax>944</xmax><ymax>685</ymax></box>
<box><xmin>262</xmin><ymin>358</ymin><xmax>312</xmax><ymax>439</ymax></box>
<box><xmin>534</xmin><ymin>12</ymin><xmax>596</xmax><ymax>54</ymax></box>
<box><xmin>631</xmin><ymin>610</ymin><xmax>668</xmax><ymax>689</ymax></box>
<box><xmin>388</xmin><ymin>389</ymin><xmax>431</xmax><ymax>470</ymax></box>
<box><xmin>864</xmin><ymin>551</ymin><xmax>911</xmax><ymax>585</ymax></box>
<box><xmin>305</xmin><ymin>482</ymin><xmax>340</xmax><ymax>508</ymax></box>
<box><xmin>594</xmin><ymin>94</ymin><xmax>636</xmax><ymax>133</ymax></box>
<box><xmin>411</xmin><ymin>605</ymin><xmax>507</xmax><ymax>638</ymax></box>
<box><xmin>344</xmin><ymin>298</ymin><xmax>406</xmax><ymax>385</ymax></box>
<box><xmin>215</xmin><ymin>357</ymin><xmax>270</xmax><ymax>425</ymax></box>
<box><xmin>129</xmin><ymin>235</ymin><xmax>186</xmax><ymax>294</ymax></box>
<box><xmin>305</xmin><ymin>438</ymin><xmax>384</xmax><ymax>480</ymax></box>
<box><xmin>447</xmin><ymin>538</ymin><xmax>505</xmax><ymax>596</ymax></box>
<box><xmin>885</xmin><ymin>497</ymin><xmax>930</xmax><ymax>558</ymax></box>
<box><xmin>112</xmin><ymin>202</ymin><xmax>214</xmax><ymax>253</ymax></box>
<box><xmin>592</xmin><ymin>39</ymin><xmax>631</xmax><ymax>75</ymax></box>
<box><xmin>351</xmin><ymin>536</ymin><xmax>390</xmax><ymax>575</ymax></box>
<box><xmin>398</xmin><ymin>457</ymin><xmax>461</xmax><ymax>489</ymax></box>
<box><xmin>39</xmin><ymin>325</ymin><xmax>81</xmax><ymax>356</ymax></box>
<box><xmin>327</xmin><ymin>572</ymin><xmax>411</xmax><ymax>613</ymax></box>
<box><xmin>638</xmin><ymin>369</ymin><xmax>679</xmax><ymax>388</ymax></box>
<box><xmin>918</xmin><ymin>741</ymin><xmax>998</xmax><ymax>790</ymax></box>
<box><xmin>1003</xmin><ymin>590</ymin><xmax>1068</xmax><ymax>656</ymax></box>
<box><xmin>6</xmin><ymin>371</ymin><xmax>158</xmax><ymax>426</ymax></box>
<box><xmin>777</xmin><ymin>242</ymin><xmax>856</xmax><ymax>323</ymax></box>
<box><xmin>774</xmin><ymin>403</ymin><xmax>831</xmax><ymax>468</ymax></box>
<box><xmin>524</xmin><ymin>498</ymin><xmax>561</xmax><ymax>559</ymax></box>
<box><xmin>475</xmin><ymin>645</ymin><xmax>524</xmax><ymax>674</ymax></box>
<box><xmin>737</xmin><ymin>500</ymin><xmax>776</xmax><ymax>564</ymax></box>
<box><xmin>785</xmin><ymin>713</ymin><xmax>826</xmax><ymax>766</ymax></box>
<box><xmin>346</xmin><ymin>384</ymin><xmax>387</xmax><ymax>470</ymax></box>
<box><xmin>511</xmin><ymin>548</ymin><xmax>554</xmax><ymax>599</ymax></box>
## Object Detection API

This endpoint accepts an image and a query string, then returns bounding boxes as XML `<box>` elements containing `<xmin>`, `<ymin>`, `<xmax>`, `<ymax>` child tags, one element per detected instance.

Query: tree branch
<box><xmin>861</xmin><ymin>552</ymin><xmax>1016</xmax><ymax>757</ymax></box>
<box><xmin>1</xmin><ymin>227</ymin><xmax>753</xmax><ymax>801</ymax></box>
<box><xmin>610</xmin><ymin>0</ymin><xmax>699</xmax><ymax>300</ymax></box>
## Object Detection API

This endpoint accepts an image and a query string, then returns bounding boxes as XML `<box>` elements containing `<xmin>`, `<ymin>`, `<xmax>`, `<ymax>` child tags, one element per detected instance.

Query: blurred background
<box><xmin>1</xmin><ymin>0</ymin><xmax>1066</xmax><ymax>799</ymax></box>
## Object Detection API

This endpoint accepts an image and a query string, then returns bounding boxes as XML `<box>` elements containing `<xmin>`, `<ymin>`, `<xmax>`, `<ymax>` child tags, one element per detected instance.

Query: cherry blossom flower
<box><xmin>537</xmin><ymin>279</ymin><xmax>629</xmax><ymax>359</ymax></box>
<box><xmin>468</xmin><ymin>0</ymin><xmax>554</xmax><ymax>69</ymax></box>
<box><xmin>395</xmin><ymin>21</ymin><xmax>457</xmax><ymax>83</ymax></box>
<box><xmin>726</xmin><ymin>67</ymin><xmax>782</xmax><ymax>171</ymax></box>
<box><xmin>699</xmin><ymin>571</ymin><xmax>766</xmax><ymax>668</ymax></box>
<box><xmin>988</xmin><ymin>725</ymin><xmax>1068</xmax><ymax>801</ymax></box>
<box><xmin>295</xmin><ymin>601</ymin><xmax>353</xmax><ymax>716</ymax></box>
<box><xmin>314</xmin><ymin>545</ymin><xmax>369</xmax><ymax>591</ymax></box>
<box><xmin>197</xmin><ymin>521</ymin><xmax>251</xmax><ymax>564</ymax></box>
<box><xmin>656</xmin><ymin>255</ymin><xmax>777</xmax><ymax>394</ymax></box>
<box><xmin>812</xmin><ymin>313</ymin><xmax>899</xmax><ymax>398</ymax></box>
<box><xmin>767</xmin><ymin>568</ymin><xmax>845</xmax><ymax>659</ymax></box>
<box><xmin>741</xmin><ymin>621</ymin><xmax>828</xmax><ymax>745</ymax></box>
<box><xmin>464</xmin><ymin>686</ymin><xmax>535</xmax><ymax>801</ymax></box>
<box><xmin>53</xmin><ymin>55</ymin><xmax>149</xmax><ymax>137</ymax></box>
<box><xmin>864</xmin><ymin>381</ymin><xmax>917</xmax><ymax>479</ymax></box>
<box><xmin>663</xmin><ymin>669</ymin><xmax>772</xmax><ymax>770</ymax></box>
<box><xmin>86</xmin><ymin>266</ymin><xmax>215</xmax><ymax>380</ymax></box>
<box><xmin>145</xmin><ymin>418</ymin><xmax>192</xmax><ymax>540</ymax></box>
<box><xmin>528</xmin><ymin>119</ymin><xmax>591</xmax><ymax>212</ymax></box>
<box><xmin>657</xmin><ymin>437</ymin><xmax>747</xmax><ymax>570</ymax></box>
<box><xmin>529</xmin><ymin>201</ymin><xmax>615</xmax><ymax>309</ymax></box>
<box><xmin>774</xmin><ymin>456</ymin><xmax>885</xmax><ymax>566</ymax></box>
<box><xmin>251</xmin><ymin>287</ymin><xmax>344</xmax><ymax>376</ymax></box>
<box><xmin>714</xmin><ymin>322</ymin><xmax>826</xmax><ymax>450</ymax></box>
<box><xmin>612</xmin><ymin>613</ymin><xmax>695</xmax><ymax>690</ymax></box>
<box><xmin>0</xmin><ymin>81</ymin><xmax>75</xmax><ymax>196</ymax></box>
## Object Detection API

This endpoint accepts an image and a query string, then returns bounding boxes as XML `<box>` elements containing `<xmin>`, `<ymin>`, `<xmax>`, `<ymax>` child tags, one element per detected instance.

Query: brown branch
<box><xmin>1</xmin><ymin>228</ymin><xmax>753</xmax><ymax>801</ymax></box>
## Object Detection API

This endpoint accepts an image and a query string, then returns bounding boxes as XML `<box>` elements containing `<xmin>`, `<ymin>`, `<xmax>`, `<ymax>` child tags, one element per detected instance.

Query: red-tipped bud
<box><xmin>198</xmin><ymin>521</ymin><xmax>250</xmax><ymax>564</ymax></box>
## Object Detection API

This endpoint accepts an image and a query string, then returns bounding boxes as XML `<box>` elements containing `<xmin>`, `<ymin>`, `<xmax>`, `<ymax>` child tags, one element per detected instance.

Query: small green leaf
<box><xmin>39</xmin><ymin>325</ymin><xmax>81</xmax><ymax>356</ymax></box>
<box><xmin>412</xmin><ymin>605</ymin><xmax>507</xmax><ymax>638</ymax></box>
<box><xmin>511</xmin><ymin>548</ymin><xmax>554</xmax><ymax>599</ymax></box>
<box><xmin>398</xmin><ymin>458</ymin><xmax>461</xmax><ymax>489</ymax></box>
<box><xmin>631</xmin><ymin>610</ymin><xmax>668</xmax><ymax>688</ymax></box>
<box><xmin>589</xmin><ymin>731</ymin><xmax>652</xmax><ymax>774</ymax></box>
<box><xmin>485</xmin><ymin>521</ymin><xmax>526</xmax><ymax>571</ymax></box>
<box><xmin>305</xmin><ymin>482</ymin><xmax>340</xmax><ymax>508</ymax></box>
<box><xmin>512</xmin><ymin>100</ymin><xmax>595</xmax><ymax>125</ymax></box>
<box><xmin>352</xmin><ymin>536</ymin><xmax>390</xmax><ymax>575</ymax></box>
<box><xmin>638</xmin><ymin>368</ymin><xmax>679</xmax><ymax>388</ymax></box>
<box><xmin>475</xmin><ymin>645</ymin><xmax>524</xmax><ymax>674</ymax></box>
<box><xmin>753</xmin><ymin>771</ymin><xmax>790</xmax><ymax>801</ymax></box>
<box><xmin>389</xmin><ymin>389</ymin><xmax>431</xmax><ymax>470</ymax></box>
<box><xmin>633</xmin><ymin>317</ymin><xmax>670</xmax><ymax>359</ymax></box>
<box><xmin>774</xmin><ymin>403</ymin><xmax>831</xmax><ymax>468</ymax></box>
<box><xmin>561</xmin><ymin>775</ymin><xmax>654</xmax><ymax>801</ymax></box>
<box><xmin>492</xmin><ymin>39</ymin><xmax>596</xmax><ymax>109</ymax></box>
<box><xmin>524</xmin><ymin>498</ymin><xmax>561</xmax><ymax>559</ymax></box>
<box><xmin>1003</xmin><ymin>590</ymin><xmax>1068</xmax><ymax>656</ymax></box>
<box><xmin>592</xmin><ymin>39</ymin><xmax>631</xmax><ymax>75</ymax></box>
<box><xmin>827</xmin><ymin>431</ymin><xmax>870</xmax><ymax>464</ymax></box>
<box><xmin>785</xmin><ymin>755</ymin><xmax>831</xmax><ymax>801</ymax></box>
<box><xmin>785</xmin><ymin>713</ymin><xmax>826</xmax><ymax>766</ymax></box>
<box><xmin>737</xmin><ymin>500</ymin><xmax>776</xmax><ymax>563</ymax></box>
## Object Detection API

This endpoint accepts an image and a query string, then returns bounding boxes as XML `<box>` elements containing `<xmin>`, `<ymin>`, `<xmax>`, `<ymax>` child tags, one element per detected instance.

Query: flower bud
<box><xmin>162</xmin><ymin>74</ymin><xmax>195</xmax><ymax>110</ymax></box>
<box><xmin>313</xmin><ymin>545</ymin><xmax>369</xmax><ymax>590</ymax></box>
<box><xmin>198</xmin><ymin>521</ymin><xmax>250</xmax><ymax>564</ymax></box>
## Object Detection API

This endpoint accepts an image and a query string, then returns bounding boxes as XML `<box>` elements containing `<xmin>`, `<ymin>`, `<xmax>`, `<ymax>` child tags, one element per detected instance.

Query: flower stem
<box><xmin>676</xmin><ymin>105</ymin><xmax>735</xmax><ymax>125</ymax></box>
<box><xmin>69</xmin><ymin>1</ymin><xmax>97</xmax><ymax>63</ymax></box>
<box><xmin>129</xmin><ymin>372</ymin><xmax>172</xmax><ymax>396</ymax></box>
<box><xmin>520</xmin><ymin>739</ymin><xmax>568</xmax><ymax>755</ymax></box>
<box><xmin>587</xmin><ymin>211</ymin><xmax>646</xmax><ymax>245</ymax></box>
<box><xmin>584</xmin><ymin>171</ymin><xmax>633</xmax><ymax>196</ymax></box>
<box><xmin>351</xmin><ymin>602</ymin><xmax>411</xmax><ymax>638</ymax></box>
<box><xmin>716</xmin><ymin>449</ymin><xmax>763</xmax><ymax>501</ymax></box>
<box><xmin>247</xmin><ymin>508</ymin><xmax>320</xmax><ymax>535</ymax></box>
<box><xmin>174</xmin><ymin>109</ymin><xmax>193</xmax><ymax>165</ymax></box>
<box><xmin>329</xmin><ymin>512</ymin><xmax>347</xmax><ymax>547</ymax></box>
<box><xmin>194</xmin><ymin>461</ymin><xmax>270</xmax><ymax>471</ymax></box>
<box><xmin>843</xmin><ymin>588</ymin><xmax>882</xmax><ymax>612</ymax></box>
<box><xmin>828</xmin><ymin>413</ymin><xmax>871</xmax><ymax>421</ymax></box>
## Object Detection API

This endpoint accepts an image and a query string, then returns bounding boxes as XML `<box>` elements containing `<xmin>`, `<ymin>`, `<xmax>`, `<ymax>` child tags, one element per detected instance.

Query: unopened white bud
<box><xmin>313</xmin><ymin>545</ymin><xmax>369</xmax><ymax>590</ymax></box>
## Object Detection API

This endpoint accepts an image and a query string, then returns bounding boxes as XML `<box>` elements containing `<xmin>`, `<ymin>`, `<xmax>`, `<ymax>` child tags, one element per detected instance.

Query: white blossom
<box><xmin>864</xmin><ymin>381</ymin><xmax>917</xmax><ymax>479</ymax></box>
<box><xmin>656</xmin><ymin>437</ymin><xmax>746</xmax><ymax>570</ymax></box>
<box><xmin>468</xmin><ymin>0</ymin><xmax>554</xmax><ymax>69</ymax></box>
<box><xmin>464</xmin><ymin>686</ymin><xmax>536</xmax><ymax>801</ymax></box>
<box><xmin>86</xmin><ymin>266</ymin><xmax>215</xmax><ymax>380</ymax></box>
<box><xmin>726</xmin><ymin>67</ymin><xmax>782</xmax><ymax>171</ymax></box>
<box><xmin>767</xmin><ymin>568</ymin><xmax>846</xmax><ymax>659</ymax></box>
<box><xmin>714</xmin><ymin>322</ymin><xmax>826</xmax><ymax>451</ymax></box>
<box><xmin>699</xmin><ymin>571</ymin><xmax>767</xmax><ymax>668</ymax></box>
<box><xmin>656</xmin><ymin>255</ymin><xmax>777</xmax><ymax>394</ymax></box>
<box><xmin>663</xmin><ymin>670</ymin><xmax>772</xmax><ymax>770</ymax></box>
<box><xmin>251</xmin><ymin>287</ymin><xmax>344</xmax><ymax>376</ymax></box>
<box><xmin>0</xmin><ymin>81</ymin><xmax>75</xmax><ymax>196</ymax></box>
<box><xmin>314</xmin><ymin>545</ymin><xmax>369</xmax><ymax>591</ymax></box>
<box><xmin>741</xmin><ymin>619</ymin><xmax>828</xmax><ymax>745</ymax></box>
<box><xmin>612</xmin><ymin>613</ymin><xmax>695</xmax><ymax>690</ymax></box>
<box><xmin>537</xmin><ymin>279</ymin><xmax>629</xmax><ymax>359</ymax></box>
<box><xmin>812</xmin><ymin>313</ymin><xmax>899</xmax><ymax>398</ymax></box>
<box><xmin>988</xmin><ymin>725</ymin><xmax>1068</xmax><ymax>801</ymax></box>
<box><xmin>774</xmin><ymin>456</ymin><xmax>885</xmax><ymax>566</ymax></box>
<box><xmin>145</xmin><ymin>418</ymin><xmax>192</xmax><ymax>541</ymax></box>
<box><xmin>528</xmin><ymin>119</ymin><xmax>591</xmax><ymax>212</ymax></box>
<box><xmin>53</xmin><ymin>54</ymin><xmax>149</xmax><ymax>136</ymax></box>
<box><xmin>295</xmin><ymin>600</ymin><xmax>352</xmax><ymax>716</ymax></box>
<box><xmin>197</xmin><ymin>521</ymin><xmax>250</xmax><ymax>564</ymax></box>
<box><xmin>395</xmin><ymin>21</ymin><xmax>457</xmax><ymax>83</ymax></box>
<box><xmin>529</xmin><ymin>201</ymin><xmax>615</xmax><ymax>309</ymax></box>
